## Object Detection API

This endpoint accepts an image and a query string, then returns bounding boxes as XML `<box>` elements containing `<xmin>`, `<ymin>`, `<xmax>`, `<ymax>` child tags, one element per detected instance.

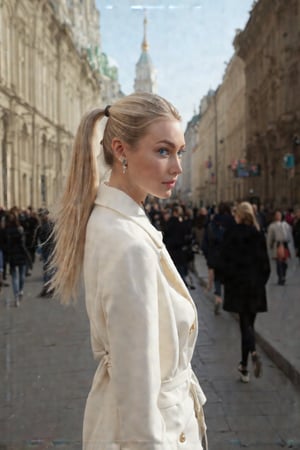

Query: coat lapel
<box><xmin>94</xmin><ymin>183</ymin><xmax>195</xmax><ymax>306</ymax></box>
<box><xmin>94</xmin><ymin>183</ymin><xmax>164</xmax><ymax>248</ymax></box>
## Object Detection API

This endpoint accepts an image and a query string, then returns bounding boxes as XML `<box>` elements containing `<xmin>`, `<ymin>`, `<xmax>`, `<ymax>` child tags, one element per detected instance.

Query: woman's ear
<box><xmin>111</xmin><ymin>138</ymin><xmax>127</xmax><ymax>162</ymax></box>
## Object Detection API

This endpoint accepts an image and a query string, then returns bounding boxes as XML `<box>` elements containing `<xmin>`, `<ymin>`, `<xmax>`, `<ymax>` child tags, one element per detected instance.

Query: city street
<box><xmin>1</xmin><ymin>1</ymin><xmax>300</xmax><ymax>448</ymax></box>
<box><xmin>0</xmin><ymin>260</ymin><xmax>299</xmax><ymax>450</ymax></box>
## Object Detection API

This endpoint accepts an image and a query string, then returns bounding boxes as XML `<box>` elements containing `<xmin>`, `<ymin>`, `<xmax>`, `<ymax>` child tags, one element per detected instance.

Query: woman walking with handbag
<box><xmin>219</xmin><ymin>202</ymin><xmax>270</xmax><ymax>383</ymax></box>
<box><xmin>267</xmin><ymin>210</ymin><xmax>295</xmax><ymax>285</ymax></box>
<box><xmin>50</xmin><ymin>93</ymin><xmax>207</xmax><ymax>449</ymax></box>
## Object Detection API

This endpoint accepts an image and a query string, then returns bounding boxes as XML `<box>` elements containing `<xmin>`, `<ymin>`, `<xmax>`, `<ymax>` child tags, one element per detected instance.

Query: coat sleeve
<box><xmin>266</xmin><ymin>224</ymin><xmax>275</xmax><ymax>252</ymax></box>
<box><xmin>257</xmin><ymin>232</ymin><xmax>271</xmax><ymax>285</ymax></box>
<box><xmin>103</xmin><ymin>240</ymin><xmax>167</xmax><ymax>450</ymax></box>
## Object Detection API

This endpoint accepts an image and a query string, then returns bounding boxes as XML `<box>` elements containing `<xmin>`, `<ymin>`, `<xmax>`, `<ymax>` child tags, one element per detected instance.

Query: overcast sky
<box><xmin>96</xmin><ymin>0</ymin><xmax>253</xmax><ymax>128</ymax></box>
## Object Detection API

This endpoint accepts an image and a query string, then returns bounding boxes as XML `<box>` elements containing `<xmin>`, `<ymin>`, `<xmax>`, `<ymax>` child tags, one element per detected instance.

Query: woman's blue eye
<box><xmin>158</xmin><ymin>148</ymin><xmax>169</xmax><ymax>156</ymax></box>
<box><xmin>178</xmin><ymin>149</ymin><xmax>186</xmax><ymax>158</ymax></box>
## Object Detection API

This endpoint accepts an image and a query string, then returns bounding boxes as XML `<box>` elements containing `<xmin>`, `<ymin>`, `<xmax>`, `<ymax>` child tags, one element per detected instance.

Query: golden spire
<box><xmin>142</xmin><ymin>11</ymin><xmax>149</xmax><ymax>52</ymax></box>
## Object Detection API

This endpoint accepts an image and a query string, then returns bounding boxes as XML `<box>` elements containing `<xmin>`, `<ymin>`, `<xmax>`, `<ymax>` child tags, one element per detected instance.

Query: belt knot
<box><xmin>102</xmin><ymin>351</ymin><xmax>112</xmax><ymax>376</ymax></box>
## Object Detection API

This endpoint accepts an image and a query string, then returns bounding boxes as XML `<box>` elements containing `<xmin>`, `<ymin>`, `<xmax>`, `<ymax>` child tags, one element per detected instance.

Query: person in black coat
<box><xmin>219</xmin><ymin>202</ymin><xmax>270</xmax><ymax>383</ymax></box>
<box><xmin>163</xmin><ymin>206</ymin><xmax>188</xmax><ymax>283</ymax></box>
<box><xmin>201</xmin><ymin>202</ymin><xmax>235</xmax><ymax>314</ymax></box>
<box><xmin>5</xmin><ymin>211</ymin><xmax>31</xmax><ymax>307</ymax></box>
<box><xmin>293</xmin><ymin>207</ymin><xmax>300</xmax><ymax>263</ymax></box>
<box><xmin>22</xmin><ymin>207</ymin><xmax>40</xmax><ymax>275</ymax></box>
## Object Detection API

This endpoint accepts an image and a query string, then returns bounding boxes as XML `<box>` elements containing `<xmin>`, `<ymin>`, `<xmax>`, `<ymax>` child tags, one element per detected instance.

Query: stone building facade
<box><xmin>0</xmin><ymin>0</ymin><xmax>121</xmax><ymax>209</ymax></box>
<box><xmin>184</xmin><ymin>0</ymin><xmax>300</xmax><ymax>209</ymax></box>
<box><xmin>182</xmin><ymin>54</ymin><xmax>246</xmax><ymax>208</ymax></box>
<box><xmin>179</xmin><ymin>112</ymin><xmax>200</xmax><ymax>203</ymax></box>
<box><xmin>192</xmin><ymin>90</ymin><xmax>217</xmax><ymax>207</ymax></box>
<box><xmin>216</xmin><ymin>55</ymin><xmax>246</xmax><ymax>203</ymax></box>
<box><xmin>234</xmin><ymin>0</ymin><xmax>300</xmax><ymax>207</ymax></box>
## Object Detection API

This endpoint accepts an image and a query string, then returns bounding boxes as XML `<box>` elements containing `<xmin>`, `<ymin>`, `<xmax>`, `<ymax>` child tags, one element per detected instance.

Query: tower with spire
<box><xmin>134</xmin><ymin>12</ymin><xmax>157</xmax><ymax>94</ymax></box>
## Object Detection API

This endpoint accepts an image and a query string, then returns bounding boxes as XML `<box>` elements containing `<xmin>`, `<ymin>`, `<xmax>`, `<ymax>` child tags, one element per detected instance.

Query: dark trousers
<box><xmin>214</xmin><ymin>278</ymin><xmax>222</xmax><ymax>296</ymax></box>
<box><xmin>175</xmin><ymin>263</ymin><xmax>188</xmax><ymax>284</ymax></box>
<box><xmin>239</xmin><ymin>312</ymin><xmax>257</xmax><ymax>367</ymax></box>
<box><xmin>276</xmin><ymin>259</ymin><xmax>287</xmax><ymax>283</ymax></box>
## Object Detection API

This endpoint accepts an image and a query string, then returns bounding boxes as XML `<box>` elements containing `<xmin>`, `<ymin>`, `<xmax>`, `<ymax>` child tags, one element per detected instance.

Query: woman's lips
<box><xmin>163</xmin><ymin>180</ymin><xmax>176</xmax><ymax>189</ymax></box>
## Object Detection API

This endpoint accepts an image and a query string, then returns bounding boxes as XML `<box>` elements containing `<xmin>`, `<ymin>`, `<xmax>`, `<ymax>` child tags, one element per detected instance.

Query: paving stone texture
<box><xmin>0</xmin><ymin>256</ymin><xmax>299</xmax><ymax>449</ymax></box>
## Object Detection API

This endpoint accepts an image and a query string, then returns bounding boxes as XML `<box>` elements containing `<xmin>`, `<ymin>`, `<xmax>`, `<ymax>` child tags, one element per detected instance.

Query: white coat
<box><xmin>267</xmin><ymin>220</ymin><xmax>295</xmax><ymax>259</ymax></box>
<box><xmin>83</xmin><ymin>183</ymin><xmax>207</xmax><ymax>450</ymax></box>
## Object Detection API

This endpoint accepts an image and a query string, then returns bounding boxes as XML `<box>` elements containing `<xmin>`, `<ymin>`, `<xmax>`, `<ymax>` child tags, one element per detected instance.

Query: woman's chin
<box><xmin>156</xmin><ymin>190</ymin><xmax>172</xmax><ymax>199</ymax></box>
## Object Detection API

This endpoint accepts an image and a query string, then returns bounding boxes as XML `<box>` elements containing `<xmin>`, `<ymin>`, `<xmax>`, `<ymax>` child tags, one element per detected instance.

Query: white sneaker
<box><xmin>238</xmin><ymin>364</ymin><xmax>250</xmax><ymax>383</ymax></box>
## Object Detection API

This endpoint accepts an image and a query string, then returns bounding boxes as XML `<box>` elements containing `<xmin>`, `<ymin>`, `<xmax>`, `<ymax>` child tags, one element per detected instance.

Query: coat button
<box><xmin>179</xmin><ymin>432</ymin><xmax>186</xmax><ymax>443</ymax></box>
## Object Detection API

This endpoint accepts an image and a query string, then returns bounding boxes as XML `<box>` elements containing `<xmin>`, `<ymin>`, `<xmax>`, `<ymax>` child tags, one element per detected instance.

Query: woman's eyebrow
<box><xmin>155</xmin><ymin>139</ymin><xmax>185</xmax><ymax>149</ymax></box>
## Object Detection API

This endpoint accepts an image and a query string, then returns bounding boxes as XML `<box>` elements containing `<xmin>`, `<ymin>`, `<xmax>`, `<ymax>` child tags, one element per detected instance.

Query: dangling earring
<box><xmin>122</xmin><ymin>158</ymin><xmax>128</xmax><ymax>174</ymax></box>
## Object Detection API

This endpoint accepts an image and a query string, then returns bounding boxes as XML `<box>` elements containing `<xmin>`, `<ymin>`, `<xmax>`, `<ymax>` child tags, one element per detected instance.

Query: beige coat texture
<box><xmin>83</xmin><ymin>183</ymin><xmax>207</xmax><ymax>450</ymax></box>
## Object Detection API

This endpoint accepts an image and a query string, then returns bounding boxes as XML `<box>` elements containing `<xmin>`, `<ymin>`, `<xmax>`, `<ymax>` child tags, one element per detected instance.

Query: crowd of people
<box><xmin>1</xmin><ymin>198</ymin><xmax>298</xmax><ymax>387</ymax></box>
<box><xmin>146</xmin><ymin>199</ymin><xmax>299</xmax><ymax>283</ymax></box>
<box><xmin>0</xmin><ymin>205</ymin><xmax>55</xmax><ymax>306</ymax></box>
<box><xmin>0</xmin><ymin>198</ymin><xmax>299</xmax><ymax>433</ymax></box>
<box><xmin>1</xmin><ymin>200</ymin><xmax>299</xmax><ymax>312</ymax></box>
<box><xmin>2</xmin><ymin>92</ymin><xmax>300</xmax><ymax>449</ymax></box>
<box><xmin>145</xmin><ymin>199</ymin><xmax>299</xmax><ymax>383</ymax></box>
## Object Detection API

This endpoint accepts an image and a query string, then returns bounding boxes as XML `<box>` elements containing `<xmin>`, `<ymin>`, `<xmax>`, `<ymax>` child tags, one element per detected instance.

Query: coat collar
<box><xmin>94</xmin><ymin>183</ymin><xmax>197</xmax><ymax>314</ymax></box>
<box><xmin>94</xmin><ymin>183</ymin><xmax>164</xmax><ymax>249</ymax></box>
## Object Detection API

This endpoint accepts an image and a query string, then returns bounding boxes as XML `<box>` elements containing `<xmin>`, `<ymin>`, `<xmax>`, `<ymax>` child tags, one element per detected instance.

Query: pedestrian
<box><xmin>284</xmin><ymin>207</ymin><xmax>295</xmax><ymax>226</ymax></box>
<box><xmin>164</xmin><ymin>206</ymin><xmax>186</xmax><ymax>276</ymax></box>
<box><xmin>182</xmin><ymin>208</ymin><xmax>198</xmax><ymax>289</ymax></box>
<box><xmin>193</xmin><ymin>207</ymin><xmax>208</xmax><ymax>248</ymax></box>
<box><xmin>219</xmin><ymin>202</ymin><xmax>270</xmax><ymax>383</ymax></box>
<box><xmin>148</xmin><ymin>201</ymin><xmax>163</xmax><ymax>230</ymax></box>
<box><xmin>267</xmin><ymin>210</ymin><xmax>295</xmax><ymax>285</ymax></box>
<box><xmin>0</xmin><ymin>220</ymin><xmax>5</xmax><ymax>292</ymax></box>
<box><xmin>201</xmin><ymin>213</ymin><xmax>224</xmax><ymax>314</ymax></box>
<box><xmin>35</xmin><ymin>209</ymin><xmax>55</xmax><ymax>297</ymax></box>
<box><xmin>50</xmin><ymin>93</ymin><xmax>207</xmax><ymax>450</ymax></box>
<box><xmin>5</xmin><ymin>210</ymin><xmax>31</xmax><ymax>307</ymax></box>
<box><xmin>201</xmin><ymin>202</ymin><xmax>235</xmax><ymax>314</ymax></box>
<box><xmin>0</xmin><ymin>209</ymin><xmax>9</xmax><ymax>284</ymax></box>
<box><xmin>292</xmin><ymin>206</ymin><xmax>300</xmax><ymax>264</ymax></box>
<box><xmin>23</xmin><ymin>206</ymin><xmax>39</xmax><ymax>275</ymax></box>
<box><xmin>252</xmin><ymin>203</ymin><xmax>267</xmax><ymax>233</ymax></box>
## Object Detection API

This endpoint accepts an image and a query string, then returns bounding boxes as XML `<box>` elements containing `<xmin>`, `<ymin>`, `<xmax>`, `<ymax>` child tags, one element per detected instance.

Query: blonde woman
<box><xmin>219</xmin><ymin>202</ymin><xmax>270</xmax><ymax>383</ymax></box>
<box><xmin>50</xmin><ymin>93</ymin><xmax>207</xmax><ymax>449</ymax></box>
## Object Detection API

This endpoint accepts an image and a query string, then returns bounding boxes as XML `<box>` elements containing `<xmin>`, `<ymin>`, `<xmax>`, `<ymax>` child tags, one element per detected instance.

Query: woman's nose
<box><xmin>170</xmin><ymin>155</ymin><xmax>183</xmax><ymax>175</ymax></box>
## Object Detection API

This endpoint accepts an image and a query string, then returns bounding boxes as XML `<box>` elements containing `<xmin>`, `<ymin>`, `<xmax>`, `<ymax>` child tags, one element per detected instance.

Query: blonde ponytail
<box><xmin>50</xmin><ymin>93</ymin><xmax>181</xmax><ymax>304</ymax></box>
<box><xmin>236</xmin><ymin>201</ymin><xmax>260</xmax><ymax>231</ymax></box>
<box><xmin>50</xmin><ymin>108</ymin><xmax>105</xmax><ymax>304</ymax></box>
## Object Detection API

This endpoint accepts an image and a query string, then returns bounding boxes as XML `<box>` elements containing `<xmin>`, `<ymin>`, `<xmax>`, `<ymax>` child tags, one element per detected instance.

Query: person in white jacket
<box><xmin>267</xmin><ymin>210</ymin><xmax>295</xmax><ymax>285</ymax></box>
<box><xmin>50</xmin><ymin>93</ymin><xmax>207</xmax><ymax>450</ymax></box>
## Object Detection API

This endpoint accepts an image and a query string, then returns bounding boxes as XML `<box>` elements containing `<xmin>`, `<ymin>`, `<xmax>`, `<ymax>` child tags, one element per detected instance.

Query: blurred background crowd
<box><xmin>0</xmin><ymin>200</ymin><xmax>300</xmax><ymax>309</ymax></box>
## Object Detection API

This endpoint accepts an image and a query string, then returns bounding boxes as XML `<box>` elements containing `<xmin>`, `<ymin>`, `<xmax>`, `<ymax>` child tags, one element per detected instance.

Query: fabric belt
<box><xmin>98</xmin><ymin>354</ymin><xmax>208</xmax><ymax>449</ymax></box>
<box><xmin>160</xmin><ymin>366</ymin><xmax>208</xmax><ymax>450</ymax></box>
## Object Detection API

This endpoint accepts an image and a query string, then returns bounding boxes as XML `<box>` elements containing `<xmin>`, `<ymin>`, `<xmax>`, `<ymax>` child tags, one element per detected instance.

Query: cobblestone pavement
<box><xmin>194</xmin><ymin>252</ymin><xmax>300</xmax><ymax>388</ymax></box>
<box><xmin>0</xmin><ymin>262</ymin><xmax>299</xmax><ymax>449</ymax></box>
